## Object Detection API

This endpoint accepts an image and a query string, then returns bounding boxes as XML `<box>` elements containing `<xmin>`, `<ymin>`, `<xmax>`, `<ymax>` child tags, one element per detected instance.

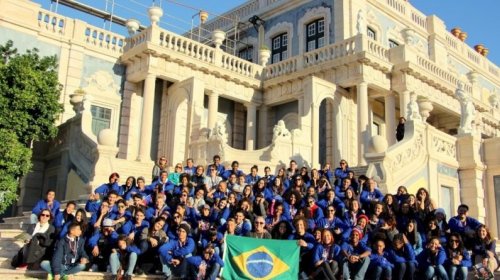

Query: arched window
<box><xmin>272</xmin><ymin>33</ymin><xmax>288</xmax><ymax>63</ymax></box>
<box><xmin>367</xmin><ymin>27</ymin><xmax>377</xmax><ymax>40</ymax></box>
<box><xmin>306</xmin><ymin>18</ymin><xmax>325</xmax><ymax>52</ymax></box>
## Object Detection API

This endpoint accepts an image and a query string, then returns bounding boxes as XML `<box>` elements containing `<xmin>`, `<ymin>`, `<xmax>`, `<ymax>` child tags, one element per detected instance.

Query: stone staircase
<box><xmin>349</xmin><ymin>165</ymin><xmax>369</xmax><ymax>177</ymax></box>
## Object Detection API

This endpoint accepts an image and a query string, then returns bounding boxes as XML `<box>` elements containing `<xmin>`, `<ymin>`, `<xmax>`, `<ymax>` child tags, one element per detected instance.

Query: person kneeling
<box><xmin>187</xmin><ymin>244</ymin><xmax>223</xmax><ymax>280</ymax></box>
<box><xmin>41</xmin><ymin>223</ymin><xmax>88</xmax><ymax>280</ymax></box>
<box><xmin>109</xmin><ymin>235</ymin><xmax>140</xmax><ymax>280</ymax></box>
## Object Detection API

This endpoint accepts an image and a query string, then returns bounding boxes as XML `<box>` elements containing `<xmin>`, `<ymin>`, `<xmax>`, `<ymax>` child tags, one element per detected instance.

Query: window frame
<box><xmin>306</xmin><ymin>18</ymin><xmax>325</xmax><ymax>52</ymax></box>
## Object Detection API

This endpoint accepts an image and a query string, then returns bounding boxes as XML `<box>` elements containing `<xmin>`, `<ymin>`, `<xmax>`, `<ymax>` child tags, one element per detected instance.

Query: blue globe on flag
<box><xmin>245</xmin><ymin>251</ymin><xmax>274</xmax><ymax>278</ymax></box>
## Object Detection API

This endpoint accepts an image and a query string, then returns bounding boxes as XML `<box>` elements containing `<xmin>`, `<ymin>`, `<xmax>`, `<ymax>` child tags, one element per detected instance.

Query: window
<box><xmin>238</xmin><ymin>46</ymin><xmax>253</xmax><ymax>62</ymax></box>
<box><xmin>271</xmin><ymin>33</ymin><xmax>288</xmax><ymax>63</ymax></box>
<box><xmin>372</xmin><ymin>122</ymin><xmax>380</xmax><ymax>136</ymax></box>
<box><xmin>306</xmin><ymin>19</ymin><xmax>325</xmax><ymax>52</ymax></box>
<box><xmin>388</xmin><ymin>39</ymin><xmax>399</xmax><ymax>48</ymax></box>
<box><xmin>367</xmin><ymin>27</ymin><xmax>376</xmax><ymax>40</ymax></box>
<box><xmin>91</xmin><ymin>105</ymin><xmax>111</xmax><ymax>136</ymax></box>
<box><xmin>440</xmin><ymin>185</ymin><xmax>454</xmax><ymax>218</ymax></box>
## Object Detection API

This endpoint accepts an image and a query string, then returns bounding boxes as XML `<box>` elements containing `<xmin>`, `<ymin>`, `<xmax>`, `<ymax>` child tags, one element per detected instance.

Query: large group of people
<box><xmin>12</xmin><ymin>155</ymin><xmax>499</xmax><ymax>280</ymax></box>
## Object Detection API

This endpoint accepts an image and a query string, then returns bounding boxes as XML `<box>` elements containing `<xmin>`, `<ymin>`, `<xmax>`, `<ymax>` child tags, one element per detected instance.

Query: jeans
<box><xmin>448</xmin><ymin>265</ymin><xmax>468</xmax><ymax>280</ymax></box>
<box><xmin>423</xmin><ymin>265</ymin><xmax>449</xmax><ymax>280</ymax></box>
<box><xmin>393</xmin><ymin>262</ymin><xmax>415</xmax><ymax>280</ymax></box>
<box><xmin>188</xmin><ymin>262</ymin><xmax>221</xmax><ymax>280</ymax></box>
<box><xmin>160</xmin><ymin>253</ymin><xmax>192</xmax><ymax>278</ymax></box>
<box><xmin>109</xmin><ymin>252</ymin><xmax>137</xmax><ymax>276</ymax></box>
<box><xmin>40</xmin><ymin>260</ymin><xmax>86</xmax><ymax>276</ymax></box>
<box><xmin>342</xmin><ymin>257</ymin><xmax>370</xmax><ymax>280</ymax></box>
<box><xmin>373</xmin><ymin>265</ymin><xmax>392</xmax><ymax>280</ymax></box>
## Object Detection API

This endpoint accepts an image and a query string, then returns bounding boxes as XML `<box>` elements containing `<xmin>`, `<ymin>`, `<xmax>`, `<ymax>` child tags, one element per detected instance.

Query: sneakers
<box><xmin>122</xmin><ymin>275</ymin><xmax>132</xmax><ymax>280</ymax></box>
<box><xmin>88</xmin><ymin>264</ymin><xmax>98</xmax><ymax>272</ymax></box>
<box><xmin>46</xmin><ymin>274</ymin><xmax>54</xmax><ymax>280</ymax></box>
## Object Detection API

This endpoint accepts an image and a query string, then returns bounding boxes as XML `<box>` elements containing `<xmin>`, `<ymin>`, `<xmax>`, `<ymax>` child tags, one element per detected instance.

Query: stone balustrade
<box><xmin>83</xmin><ymin>25</ymin><xmax>125</xmax><ymax>53</ymax></box>
<box><xmin>37</xmin><ymin>10</ymin><xmax>66</xmax><ymax>34</ymax></box>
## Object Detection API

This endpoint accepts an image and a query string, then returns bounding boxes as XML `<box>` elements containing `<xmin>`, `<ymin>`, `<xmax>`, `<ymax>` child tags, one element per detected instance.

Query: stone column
<box><xmin>456</xmin><ymin>134</ymin><xmax>486</xmax><ymax>222</ymax></box>
<box><xmin>311</xmin><ymin>104</ymin><xmax>320</xmax><ymax>168</ymax></box>
<box><xmin>399</xmin><ymin>90</ymin><xmax>410</xmax><ymax>119</ymax></box>
<box><xmin>357</xmin><ymin>82</ymin><xmax>369</xmax><ymax>165</ymax></box>
<box><xmin>385</xmin><ymin>93</ymin><xmax>397</xmax><ymax>145</ymax></box>
<box><xmin>258</xmin><ymin>105</ymin><xmax>269</xmax><ymax>148</ymax></box>
<box><xmin>137</xmin><ymin>73</ymin><xmax>156</xmax><ymax>162</ymax></box>
<box><xmin>207</xmin><ymin>90</ymin><xmax>219</xmax><ymax>131</ymax></box>
<box><xmin>245</xmin><ymin>103</ymin><xmax>257</xmax><ymax>150</ymax></box>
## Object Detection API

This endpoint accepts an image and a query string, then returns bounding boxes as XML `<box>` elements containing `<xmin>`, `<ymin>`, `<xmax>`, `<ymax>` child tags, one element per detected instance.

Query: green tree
<box><xmin>0</xmin><ymin>40</ymin><xmax>63</xmax><ymax>213</ymax></box>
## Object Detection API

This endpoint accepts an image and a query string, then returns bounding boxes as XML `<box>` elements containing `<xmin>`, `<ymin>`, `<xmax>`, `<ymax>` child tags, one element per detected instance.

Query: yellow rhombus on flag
<box><xmin>222</xmin><ymin>235</ymin><xmax>300</xmax><ymax>280</ymax></box>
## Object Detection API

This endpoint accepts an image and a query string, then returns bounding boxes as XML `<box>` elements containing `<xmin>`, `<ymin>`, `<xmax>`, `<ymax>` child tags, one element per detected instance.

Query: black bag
<box><xmin>11</xmin><ymin>246</ymin><xmax>24</xmax><ymax>268</ymax></box>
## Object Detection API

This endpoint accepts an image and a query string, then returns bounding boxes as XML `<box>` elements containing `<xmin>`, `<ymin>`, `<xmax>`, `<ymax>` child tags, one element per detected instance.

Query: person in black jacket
<box><xmin>396</xmin><ymin>117</ymin><xmax>406</xmax><ymax>141</ymax></box>
<box><xmin>41</xmin><ymin>223</ymin><xmax>88</xmax><ymax>279</ymax></box>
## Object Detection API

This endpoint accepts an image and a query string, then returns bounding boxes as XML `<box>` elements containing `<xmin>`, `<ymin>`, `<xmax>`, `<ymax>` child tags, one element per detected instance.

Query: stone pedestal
<box><xmin>456</xmin><ymin>134</ymin><xmax>486</xmax><ymax>222</ymax></box>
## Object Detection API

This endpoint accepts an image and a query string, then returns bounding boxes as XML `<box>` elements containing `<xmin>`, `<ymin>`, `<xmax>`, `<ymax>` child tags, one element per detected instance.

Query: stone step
<box><xmin>0</xmin><ymin>229</ymin><xmax>24</xmax><ymax>238</ymax></box>
<box><xmin>349</xmin><ymin>165</ymin><xmax>369</xmax><ymax>177</ymax></box>
<box><xmin>0</xmin><ymin>268</ymin><xmax>167</xmax><ymax>279</ymax></box>
<box><xmin>0</xmin><ymin>223</ymin><xmax>30</xmax><ymax>231</ymax></box>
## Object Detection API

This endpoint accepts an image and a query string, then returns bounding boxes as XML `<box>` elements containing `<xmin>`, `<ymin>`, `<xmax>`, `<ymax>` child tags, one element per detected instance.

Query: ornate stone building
<box><xmin>1</xmin><ymin>0</ymin><xmax>500</xmax><ymax>239</ymax></box>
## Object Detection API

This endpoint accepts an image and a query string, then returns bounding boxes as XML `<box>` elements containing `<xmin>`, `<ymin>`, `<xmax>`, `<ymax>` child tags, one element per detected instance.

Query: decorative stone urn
<box><xmin>148</xmin><ymin>6</ymin><xmax>163</xmax><ymax>25</ymax></box>
<box><xmin>259</xmin><ymin>47</ymin><xmax>271</xmax><ymax>66</ymax></box>
<box><xmin>451</xmin><ymin>27</ymin><xmax>461</xmax><ymax>38</ymax></box>
<box><xmin>418</xmin><ymin>98</ymin><xmax>433</xmax><ymax>122</ymax></box>
<box><xmin>467</xmin><ymin>70</ymin><xmax>479</xmax><ymax>84</ymax></box>
<box><xmin>401</xmin><ymin>28</ymin><xmax>416</xmax><ymax>45</ymax></box>
<box><xmin>69</xmin><ymin>88</ymin><xmax>86</xmax><ymax>114</ymax></box>
<box><xmin>97</xmin><ymin>128</ymin><xmax>117</xmax><ymax>146</ymax></box>
<box><xmin>211</xmin><ymin>29</ymin><xmax>226</xmax><ymax>49</ymax></box>
<box><xmin>458</xmin><ymin>32</ymin><xmax>467</xmax><ymax>42</ymax></box>
<box><xmin>474</xmin><ymin>44</ymin><xmax>485</xmax><ymax>54</ymax></box>
<box><xmin>125</xmin><ymin>19</ymin><xmax>140</xmax><ymax>36</ymax></box>
<box><xmin>489</xmin><ymin>89</ymin><xmax>499</xmax><ymax>109</ymax></box>
<box><xmin>369</xmin><ymin>135</ymin><xmax>388</xmax><ymax>153</ymax></box>
<box><xmin>482</xmin><ymin>48</ymin><xmax>489</xmax><ymax>57</ymax></box>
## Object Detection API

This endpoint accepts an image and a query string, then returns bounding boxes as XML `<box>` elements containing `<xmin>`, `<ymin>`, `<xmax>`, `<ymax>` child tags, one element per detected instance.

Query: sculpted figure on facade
<box><xmin>456</xmin><ymin>81</ymin><xmax>475</xmax><ymax>134</ymax></box>
<box><xmin>356</xmin><ymin>9</ymin><xmax>366</xmax><ymax>35</ymax></box>
<box><xmin>211</xmin><ymin>121</ymin><xmax>228</xmax><ymax>144</ymax></box>
<box><xmin>272</xmin><ymin>120</ymin><xmax>291</xmax><ymax>142</ymax></box>
<box><xmin>407</xmin><ymin>93</ymin><xmax>421</xmax><ymax>121</ymax></box>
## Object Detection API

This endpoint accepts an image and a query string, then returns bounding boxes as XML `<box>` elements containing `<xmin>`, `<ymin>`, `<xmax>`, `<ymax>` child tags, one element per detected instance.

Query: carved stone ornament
<box><xmin>407</xmin><ymin>93</ymin><xmax>421</xmax><ymax>121</ymax></box>
<box><xmin>272</xmin><ymin>120</ymin><xmax>291</xmax><ymax>142</ymax></box>
<box><xmin>356</xmin><ymin>9</ymin><xmax>366</xmax><ymax>35</ymax></box>
<box><xmin>456</xmin><ymin>81</ymin><xmax>475</xmax><ymax>134</ymax></box>
<box><xmin>84</xmin><ymin>71</ymin><xmax>119</xmax><ymax>95</ymax></box>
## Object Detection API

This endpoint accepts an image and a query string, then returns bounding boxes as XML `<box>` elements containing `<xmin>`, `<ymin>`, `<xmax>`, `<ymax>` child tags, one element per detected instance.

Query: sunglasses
<box><xmin>40</xmin><ymin>214</ymin><xmax>50</xmax><ymax>217</ymax></box>
<box><xmin>118</xmin><ymin>205</ymin><xmax>126</xmax><ymax>208</ymax></box>
<box><xmin>255</xmin><ymin>222</ymin><xmax>265</xmax><ymax>225</ymax></box>
<box><xmin>450</xmin><ymin>239</ymin><xmax>460</xmax><ymax>243</ymax></box>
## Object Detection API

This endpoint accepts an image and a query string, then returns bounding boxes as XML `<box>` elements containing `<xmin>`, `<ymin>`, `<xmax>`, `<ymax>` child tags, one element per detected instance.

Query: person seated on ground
<box><xmin>245</xmin><ymin>165</ymin><xmax>260</xmax><ymax>186</ymax></box>
<box><xmin>472</xmin><ymin>225</ymin><xmax>499</xmax><ymax>273</ymax></box>
<box><xmin>111</xmin><ymin>199</ymin><xmax>131</xmax><ymax>230</ymax></box>
<box><xmin>168</xmin><ymin>163</ymin><xmax>183</xmax><ymax>186</ymax></box>
<box><xmin>360</xmin><ymin>178</ymin><xmax>383</xmax><ymax>213</ymax></box>
<box><xmin>145</xmin><ymin>193</ymin><xmax>170</xmax><ymax>222</ymax></box>
<box><xmin>12</xmin><ymin>209</ymin><xmax>56</xmax><ymax>270</ymax></box>
<box><xmin>88</xmin><ymin>198</ymin><xmax>114</xmax><ymax>230</ymax></box>
<box><xmin>334</xmin><ymin>159</ymin><xmax>350</xmax><ymax>187</ymax></box>
<box><xmin>109</xmin><ymin>234</ymin><xmax>140</xmax><ymax>280</ymax></box>
<box><xmin>191</xmin><ymin>165</ymin><xmax>206</xmax><ymax>190</ymax></box>
<box><xmin>184</xmin><ymin>158</ymin><xmax>197</xmax><ymax>176</ymax></box>
<box><xmin>270</xmin><ymin>220</ymin><xmax>292</xmax><ymax>240</ymax></box>
<box><xmin>222</xmin><ymin>160</ymin><xmax>244</xmax><ymax>180</ymax></box>
<box><xmin>159</xmin><ymin>223</ymin><xmax>195</xmax><ymax>279</ymax></box>
<box><xmin>41</xmin><ymin>223</ymin><xmax>88</xmax><ymax>280</ymax></box>
<box><xmin>31</xmin><ymin>189</ymin><xmax>60</xmax><ymax>224</ymax></box>
<box><xmin>187</xmin><ymin>244</ymin><xmax>223</xmax><ymax>280</ymax></box>
<box><xmin>445</xmin><ymin>233</ymin><xmax>471</xmax><ymax>280</ymax></box>
<box><xmin>94</xmin><ymin>172</ymin><xmax>121</xmax><ymax>197</ymax></box>
<box><xmin>340</xmin><ymin>227</ymin><xmax>371</xmax><ymax>280</ymax></box>
<box><xmin>246</xmin><ymin>216</ymin><xmax>271</xmax><ymax>239</ymax></box>
<box><xmin>53</xmin><ymin>201</ymin><xmax>76</xmax><ymax>235</ymax></box>
<box><xmin>416</xmin><ymin>236</ymin><xmax>449</xmax><ymax>280</ymax></box>
<box><xmin>289</xmin><ymin>216</ymin><xmax>316</xmax><ymax>275</ymax></box>
<box><xmin>403</xmin><ymin>219</ymin><xmax>423</xmax><ymax>256</ymax></box>
<box><xmin>58</xmin><ymin>209</ymin><xmax>89</xmax><ymax>240</ymax></box>
<box><xmin>119</xmin><ymin>208</ymin><xmax>149</xmax><ymax>247</ymax></box>
<box><xmin>148</xmin><ymin>171</ymin><xmax>174</xmax><ymax>196</ymax></box>
<box><xmin>387</xmin><ymin>233</ymin><xmax>417</xmax><ymax>280</ymax></box>
<box><xmin>311</xmin><ymin>229</ymin><xmax>341</xmax><ymax>280</ymax></box>
<box><xmin>86</xmin><ymin>218</ymin><xmax>118</xmax><ymax>272</ymax></box>
<box><xmin>120</xmin><ymin>176</ymin><xmax>136</xmax><ymax>198</ymax></box>
<box><xmin>152</xmin><ymin>156</ymin><xmax>168</xmax><ymax>182</ymax></box>
<box><xmin>368</xmin><ymin>239</ymin><xmax>393</xmax><ymax>280</ymax></box>
<box><xmin>448</xmin><ymin>204</ymin><xmax>482</xmax><ymax>250</ymax></box>
<box><xmin>124</xmin><ymin>176</ymin><xmax>150</xmax><ymax>201</ymax></box>
<box><xmin>137</xmin><ymin>217</ymin><xmax>168</xmax><ymax>274</ymax></box>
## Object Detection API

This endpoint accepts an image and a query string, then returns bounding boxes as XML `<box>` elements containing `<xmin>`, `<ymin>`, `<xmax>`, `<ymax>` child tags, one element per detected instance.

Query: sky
<box><xmin>33</xmin><ymin>0</ymin><xmax>499</xmax><ymax>66</ymax></box>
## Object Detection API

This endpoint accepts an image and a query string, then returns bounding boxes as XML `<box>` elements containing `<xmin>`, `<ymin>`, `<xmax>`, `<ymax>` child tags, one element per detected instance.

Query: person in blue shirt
<box><xmin>53</xmin><ymin>201</ymin><xmax>75</xmax><ymax>234</ymax></box>
<box><xmin>94</xmin><ymin>172</ymin><xmax>121</xmax><ymax>197</ymax></box>
<box><xmin>416</xmin><ymin>237</ymin><xmax>449</xmax><ymax>280</ymax></box>
<box><xmin>118</xmin><ymin>208</ymin><xmax>149</xmax><ymax>246</ymax></box>
<box><xmin>316</xmin><ymin>206</ymin><xmax>350</xmax><ymax>243</ymax></box>
<box><xmin>341</xmin><ymin>227</ymin><xmax>371</xmax><ymax>280</ymax></box>
<box><xmin>448</xmin><ymin>204</ymin><xmax>482</xmax><ymax>250</ymax></box>
<box><xmin>109</xmin><ymin>234</ymin><xmax>141</xmax><ymax>280</ymax></box>
<box><xmin>317</xmin><ymin>189</ymin><xmax>346</xmax><ymax>215</ymax></box>
<box><xmin>31</xmin><ymin>189</ymin><xmax>61</xmax><ymax>224</ymax></box>
<box><xmin>206</xmin><ymin>155</ymin><xmax>225</xmax><ymax>176</ymax></box>
<box><xmin>221</xmin><ymin>161</ymin><xmax>244</xmax><ymax>180</ymax></box>
<box><xmin>87</xmin><ymin>218</ymin><xmax>119</xmax><ymax>272</ymax></box>
<box><xmin>124</xmin><ymin>176</ymin><xmax>150</xmax><ymax>201</ymax></box>
<box><xmin>387</xmin><ymin>233</ymin><xmax>417</xmax><ymax>280</ymax></box>
<box><xmin>183</xmin><ymin>158</ymin><xmax>197</xmax><ymax>176</ymax></box>
<box><xmin>360</xmin><ymin>178</ymin><xmax>384</xmax><ymax>211</ymax></box>
<box><xmin>159</xmin><ymin>223</ymin><xmax>195</xmax><ymax>279</ymax></box>
<box><xmin>148</xmin><ymin>171</ymin><xmax>174</xmax><ymax>195</ymax></box>
<box><xmin>245</xmin><ymin>165</ymin><xmax>260</xmax><ymax>185</ymax></box>
<box><xmin>120</xmin><ymin>176</ymin><xmax>136</xmax><ymax>198</ymax></box>
<box><xmin>369</xmin><ymin>239</ymin><xmax>393</xmax><ymax>280</ymax></box>
<box><xmin>311</xmin><ymin>229</ymin><xmax>341</xmax><ymax>280</ymax></box>
<box><xmin>445</xmin><ymin>233</ymin><xmax>471</xmax><ymax>280</ymax></box>
<box><xmin>334</xmin><ymin>160</ymin><xmax>350</xmax><ymax>187</ymax></box>
<box><xmin>187</xmin><ymin>244</ymin><xmax>223</xmax><ymax>280</ymax></box>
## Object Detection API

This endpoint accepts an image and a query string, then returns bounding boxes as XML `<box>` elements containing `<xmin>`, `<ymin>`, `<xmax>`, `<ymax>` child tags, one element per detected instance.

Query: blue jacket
<box><xmin>334</xmin><ymin>168</ymin><xmax>350</xmax><ymax>186</ymax></box>
<box><xmin>445</xmin><ymin>248</ymin><xmax>472</xmax><ymax>268</ymax></box>
<box><xmin>288</xmin><ymin>232</ymin><xmax>316</xmax><ymax>253</ymax></box>
<box><xmin>118</xmin><ymin>220</ymin><xmax>150</xmax><ymax>241</ymax></box>
<box><xmin>370</xmin><ymin>252</ymin><xmax>394</xmax><ymax>269</ymax></box>
<box><xmin>159</xmin><ymin>237</ymin><xmax>196</xmax><ymax>262</ymax></box>
<box><xmin>51</xmin><ymin>236</ymin><xmax>88</xmax><ymax>275</ymax></box>
<box><xmin>32</xmin><ymin>199</ymin><xmax>61</xmax><ymax>217</ymax></box>
<box><xmin>387</xmin><ymin>243</ymin><xmax>417</xmax><ymax>264</ymax></box>
<box><xmin>53</xmin><ymin>211</ymin><xmax>74</xmax><ymax>230</ymax></box>
<box><xmin>360</xmin><ymin>189</ymin><xmax>384</xmax><ymax>206</ymax></box>
<box><xmin>312</xmin><ymin>243</ymin><xmax>341</xmax><ymax>265</ymax></box>
<box><xmin>317</xmin><ymin>198</ymin><xmax>345</xmax><ymax>213</ymax></box>
<box><xmin>341</xmin><ymin>241</ymin><xmax>371</xmax><ymax>258</ymax></box>
<box><xmin>94</xmin><ymin>182</ymin><xmax>120</xmax><ymax>196</ymax></box>
<box><xmin>416</xmin><ymin>247</ymin><xmax>447</xmax><ymax>270</ymax></box>
<box><xmin>87</xmin><ymin>230</ymin><xmax>119</xmax><ymax>248</ymax></box>
<box><xmin>448</xmin><ymin>216</ymin><xmax>482</xmax><ymax>234</ymax></box>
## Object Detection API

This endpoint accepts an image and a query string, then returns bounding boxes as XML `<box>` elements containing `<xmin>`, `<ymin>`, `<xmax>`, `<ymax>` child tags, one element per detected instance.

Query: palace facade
<box><xmin>1</xmin><ymin>0</ymin><xmax>500</xmax><ymax>239</ymax></box>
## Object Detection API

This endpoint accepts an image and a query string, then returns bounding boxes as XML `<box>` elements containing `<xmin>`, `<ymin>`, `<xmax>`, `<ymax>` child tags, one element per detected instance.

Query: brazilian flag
<box><xmin>222</xmin><ymin>235</ymin><xmax>300</xmax><ymax>280</ymax></box>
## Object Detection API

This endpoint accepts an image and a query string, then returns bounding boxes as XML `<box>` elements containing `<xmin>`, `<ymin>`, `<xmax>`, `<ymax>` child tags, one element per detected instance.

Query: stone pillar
<box><xmin>357</xmin><ymin>82</ymin><xmax>369</xmax><ymax>165</ymax></box>
<box><xmin>399</xmin><ymin>90</ymin><xmax>410</xmax><ymax>119</ymax></box>
<box><xmin>385</xmin><ymin>93</ymin><xmax>397</xmax><ymax>145</ymax></box>
<box><xmin>137</xmin><ymin>73</ymin><xmax>156</xmax><ymax>162</ymax></box>
<box><xmin>258</xmin><ymin>106</ymin><xmax>269</xmax><ymax>148</ymax></box>
<box><xmin>207</xmin><ymin>91</ymin><xmax>219</xmax><ymax>131</ymax></box>
<box><xmin>456</xmin><ymin>134</ymin><xmax>486</xmax><ymax>222</ymax></box>
<box><xmin>245</xmin><ymin>103</ymin><xmax>257</xmax><ymax>150</ymax></box>
<box><xmin>311</xmin><ymin>104</ymin><xmax>320</xmax><ymax>168</ymax></box>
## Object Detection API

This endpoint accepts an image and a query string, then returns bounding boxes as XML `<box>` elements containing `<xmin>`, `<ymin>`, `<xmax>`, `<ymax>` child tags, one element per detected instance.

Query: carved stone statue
<box><xmin>212</xmin><ymin>121</ymin><xmax>228</xmax><ymax>144</ymax></box>
<box><xmin>407</xmin><ymin>93</ymin><xmax>421</xmax><ymax>121</ymax></box>
<box><xmin>272</xmin><ymin>120</ymin><xmax>291</xmax><ymax>142</ymax></box>
<box><xmin>356</xmin><ymin>9</ymin><xmax>366</xmax><ymax>35</ymax></box>
<box><xmin>456</xmin><ymin>81</ymin><xmax>475</xmax><ymax>134</ymax></box>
